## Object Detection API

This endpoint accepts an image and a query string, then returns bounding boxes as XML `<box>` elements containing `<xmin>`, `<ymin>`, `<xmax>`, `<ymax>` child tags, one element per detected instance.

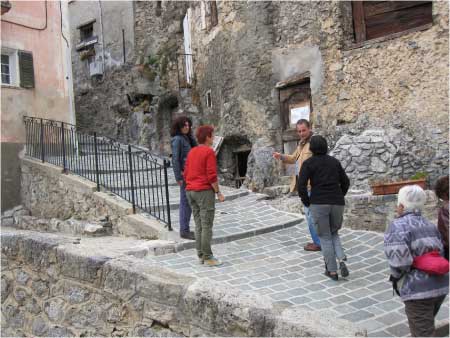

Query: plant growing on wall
<box><xmin>79</xmin><ymin>48</ymin><xmax>95</xmax><ymax>61</ymax></box>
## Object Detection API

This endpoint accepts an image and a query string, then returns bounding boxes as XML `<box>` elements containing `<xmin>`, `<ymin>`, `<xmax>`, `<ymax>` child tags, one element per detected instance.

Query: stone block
<box><xmin>43</xmin><ymin>298</ymin><xmax>66</xmax><ymax>323</ymax></box>
<box><xmin>117</xmin><ymin>214</ymin><xmax>164</xmax><ymax>239</ymax></box>
<box><xmin>182</xmin><ymin>278</ymin><xmax>274</xmax><ymax>336</ymax></box>
<box><xmin>1</xmin><ymin>217</ymin><xmax>14</xmax><ymax>227</ymax></box>
<box><xmin>32</xmin><ymin>316</ymin><xmax>49</xmax><ymax>336</ymax></box>
<box><xmin>275</xmin><ymin>307</ymin><xmax>367</xmax><ymax>336</ymax></box>
<box><xmin>57</xmin><ymin>249</ymin><xmax>110</xmax><ymax>283</ymax></box>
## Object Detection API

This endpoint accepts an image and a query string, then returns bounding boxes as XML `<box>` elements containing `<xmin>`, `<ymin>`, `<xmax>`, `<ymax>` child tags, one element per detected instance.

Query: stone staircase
<box><xmin>40</xmin><ymin>139</ymin><xmax>304</xmax><ymax>247</ymax></box>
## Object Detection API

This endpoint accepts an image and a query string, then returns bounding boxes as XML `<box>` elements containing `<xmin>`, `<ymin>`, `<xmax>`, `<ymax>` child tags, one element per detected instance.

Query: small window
<box><xmin>206</xmin><ymin>90</ymin><xmax>212</xmax><ymax>108</ymax></box>
<box><xmin>1</xmin><ymin>54</ymin><xmax>11</xmax><ymax>85</ymax></box>
<box><xmin>156</xmin><ymin>1</ymin><xmax>162</xmax><ymax>17</ymax></box>
<box><xmin>1</xmin><ymin>49</ymin><xmax>34</xmax><ymax>88</ymax></box>
<box><xmin>352</xmin><ymin>1</ymin><xmax>432</xmax><ymax>43</ymax></box>
<box><xmin>1</xmin><ymin>49</ymin><xmax>20</xmax><ymax>87</ymax></box>
<box><xmin>80</xmin><ymin>22</ymin><xmax>94</xmax><ymax>42</ymax></box>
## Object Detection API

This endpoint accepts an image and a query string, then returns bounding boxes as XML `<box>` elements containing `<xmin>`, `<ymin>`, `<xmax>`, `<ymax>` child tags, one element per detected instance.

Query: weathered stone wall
<box><xmin>21</xmin><ymin>158</ymin><xmax>131</xmax><ymax>228</ymax></box>
<box><xmin>188</xmin><ymin>1</ymin><xmax>448</xmax><ymax>190</ymax></box>
<box><xmin>267</xmin><ymin>190</ymin><xmax>439</xmax><ymax>233</ymax></box>
<box><xmin>69</xmin><ymin>1</ymin><xmax>188</xmax><ymax>154</ymax></box>
<box><xmin>344</xmin><ymin>190</ymin><xmax>439</xmax><ymax>232</ymax></box>
<box><xmin>20</xmin><ymin>158</ymin><xmax>167</xmax><ymax>239</ymax></box>
<box><xmin>71</xmin><ymin>1</ymin><xmax>448</xmax><ymax>191</ymax></box>
<box><xmin>1</xmin><ymin>228</ymin><xmax>366</xmax><ymax>337</ymax></box>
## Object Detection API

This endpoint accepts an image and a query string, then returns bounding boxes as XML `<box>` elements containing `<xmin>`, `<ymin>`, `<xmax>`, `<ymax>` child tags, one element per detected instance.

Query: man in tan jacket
<box><xmin>273</xmin><ymin>119</ymin><xmax>321</xmax><ymax>251</ymax></box>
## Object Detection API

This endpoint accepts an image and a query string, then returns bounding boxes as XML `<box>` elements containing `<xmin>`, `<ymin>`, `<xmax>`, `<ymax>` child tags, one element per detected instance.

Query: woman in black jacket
<box><xmin>170</xmin><ymin>116</ymin><xmax>197</xmax><ymax>240</ymax></box>
<box><xmin>298</xmin><ymin>135</ymin><xmax>350</xmax><ymax>281</ymax></box>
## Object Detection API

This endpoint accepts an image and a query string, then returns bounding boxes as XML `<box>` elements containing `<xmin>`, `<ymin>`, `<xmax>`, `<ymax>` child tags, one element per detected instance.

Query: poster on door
<box><xmin>289</xmin><ymin>101</ymin><xmax>310</xmax><ymax>127</ymax></box>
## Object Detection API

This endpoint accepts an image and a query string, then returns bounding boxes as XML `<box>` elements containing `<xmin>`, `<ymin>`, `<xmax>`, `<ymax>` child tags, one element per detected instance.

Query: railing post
<box><xmin>40</xmin><ymin>118</ymin><xmax>45</xmax><ymax>162</ymax></box>
<box><xmin>93</xmin><ymin>133</ymin><xmax>100</xmax><ymax>192</ymax></box>
<box><xmin>163</xmin><ymin>159</ymin><xmax>172</xmax><ymax>231</ymax></box>
<box><xmin>61</xmin><ymin>122</ymin><xmax>67</xmax><ymax>173</ymax></box>
<box><xmin>128</xmin><ymin>145</ymin><xmax>136</xmax><ymax>214</ymax></box>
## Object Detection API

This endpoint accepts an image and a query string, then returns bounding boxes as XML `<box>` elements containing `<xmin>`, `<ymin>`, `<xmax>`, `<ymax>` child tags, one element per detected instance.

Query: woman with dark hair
<box><xmin>170</xmin><ymin>116</ymin><xmax>197</xmax><ymax>240</ymax></box>
<box><xmin>298</xmin><ymin>135</ymin><xmax>350</xmax><ymax>281</ymax></box>
<box><xmin>435</xmin><ymin>175</ymin><xmax>449</xmax><ymax>260</ymax></box>
<box><xmin>184</xmin><ymin>125</ymin><xmax>225</xmax><ymax>267</ymax></box>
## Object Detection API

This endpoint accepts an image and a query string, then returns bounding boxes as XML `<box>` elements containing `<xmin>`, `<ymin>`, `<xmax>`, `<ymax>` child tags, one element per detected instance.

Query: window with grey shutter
<box><xmin>19</xmin><ymin>51</ymin><xmax>35</xmax><ymax>88</ymax></box>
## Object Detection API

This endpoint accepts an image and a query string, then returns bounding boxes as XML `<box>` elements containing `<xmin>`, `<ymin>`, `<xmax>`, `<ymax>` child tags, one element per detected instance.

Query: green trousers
<box><xmin>186</xmin><ymin>189</ymin><xmax>216</xmax><ymax>260</ymax></box>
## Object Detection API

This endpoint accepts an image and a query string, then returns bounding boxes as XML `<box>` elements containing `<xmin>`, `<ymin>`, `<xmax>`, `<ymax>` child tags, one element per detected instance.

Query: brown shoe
<box><xmin>304</xmin><ymin>243</ymin><xmax>321</xmax><ymax>251</ymax></box>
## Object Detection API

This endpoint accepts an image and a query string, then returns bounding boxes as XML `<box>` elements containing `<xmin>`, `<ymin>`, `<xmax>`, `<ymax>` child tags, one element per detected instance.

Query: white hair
<box><xmin>397</xmin><ymin>185</ymin><xmax>427</xmax><ymax>211</ymax></box>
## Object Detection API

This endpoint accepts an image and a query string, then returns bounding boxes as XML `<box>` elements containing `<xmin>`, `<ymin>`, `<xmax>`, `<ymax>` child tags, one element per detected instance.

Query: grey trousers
<box><xmin>186</xmin><ymin>190</ymin><xmax>216</xmax><ymax>260</ymax></box>
<box><xmin>404</xmin><ymin>295</ymin><xmax>446</xmax><ymax>337</ymax></box>
<box><xmin>309</xmin><ymin>204</ymin><xmax>345</xmax><ymax>272</ymax></box>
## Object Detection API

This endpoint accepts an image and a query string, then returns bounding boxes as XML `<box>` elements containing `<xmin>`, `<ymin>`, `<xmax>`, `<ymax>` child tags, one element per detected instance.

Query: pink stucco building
<box><xmin>1</xmin><ymin>0</ymin><xmax>75</xmax><ymax>210</ymax></box>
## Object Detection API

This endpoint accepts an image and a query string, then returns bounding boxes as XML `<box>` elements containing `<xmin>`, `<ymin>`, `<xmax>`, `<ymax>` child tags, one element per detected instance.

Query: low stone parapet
<box><xmin>20</xmin><ymin>157</ymin><xmax>166</xmax><ymax>239</ymax></box>
<box><xmin>1</xmin><ymin>228</ymin><xmax>366</xmax><ymax>337</ymax></box>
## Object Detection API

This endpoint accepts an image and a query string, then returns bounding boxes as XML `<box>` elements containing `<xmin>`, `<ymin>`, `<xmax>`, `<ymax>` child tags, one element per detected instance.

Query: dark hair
<box><xmin>170</xmin><ymin>116</ymin><xmax>192</xmax><ymax>137</ymax></box>
<box><xmin>435</xmin><ymin>175</ymin><xmax>449</xmax><ymax>201</ymax></box>
<box><xmin>196</xmin><ymin>125</ymin><xmax>214</xmax><ymax>144</ymax></box>
<box><xmin>309</xmin><ymin>135</ymin><xmax>328</xmax><ymax>155</ymax></box>
<box><xmin>296</xmin><ymin>119</ymin><xmax>311</xmax><ymax>128</ymax></box>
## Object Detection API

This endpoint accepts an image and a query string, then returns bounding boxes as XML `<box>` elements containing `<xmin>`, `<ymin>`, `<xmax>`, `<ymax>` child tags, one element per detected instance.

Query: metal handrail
<box><xmin>23</xmin><ymin>116</ymin><xmax>172</xmax><ymax>229</ymax></box>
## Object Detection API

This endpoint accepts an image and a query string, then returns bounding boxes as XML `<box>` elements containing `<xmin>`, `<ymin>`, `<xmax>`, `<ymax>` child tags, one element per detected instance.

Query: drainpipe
<box><xmin>98</xmin><ymin>0</ymin><xmax>106</xmax><ymax>73</ymax></box>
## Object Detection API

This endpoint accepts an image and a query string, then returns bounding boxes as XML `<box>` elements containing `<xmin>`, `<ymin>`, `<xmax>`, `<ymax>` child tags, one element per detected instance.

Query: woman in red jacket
<box><xmin>184</xmin><ymin>125</ymin><xmax>225</xmax><ymax>267</ymax></box>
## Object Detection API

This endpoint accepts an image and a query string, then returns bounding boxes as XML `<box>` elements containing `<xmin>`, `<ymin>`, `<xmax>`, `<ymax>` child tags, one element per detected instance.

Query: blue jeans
<box><xmin>179</xmin><ymin>183</ymin><xmax>192</xmax><ymax>234</ymax></box>
<box><xmin>304</xmin><ymin>193</ymin><xmax>320</xmax><ymax>246</ymax></box>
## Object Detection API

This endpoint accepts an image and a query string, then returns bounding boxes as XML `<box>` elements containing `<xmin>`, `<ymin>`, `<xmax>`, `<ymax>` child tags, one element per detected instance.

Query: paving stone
<box><xmin>340</xmin><ymin>310</ymin><xmax>374</xmax><ymax>322</ymax></box>
<box><xmin>375</xmin><ymin>300</ymin><xmax>404</xmax><ymax>312</ymax></box>
<box><xmin>358</xmin><ymin>318</ymin><xmax>387</xmax><ymax>332</ymax></box>
<box><xmin>375</xmin><ymin>312</ymin><xmax>405</xmax><ymax>326</ymax></box>
<box><xmin>329</xmin><ymin>294</ymin><xmax>353</xmax><ymax>304</ymax></box>
<box><xmin>249</xmin><ymin>277</ymin><xmax>284</xmax><ymax>288</ymax></box>
<box><xmin>368</xmin><ymin>330</ymin><xmax>390</xmax><ymax>337</ymax></box>
<box><xmin>348</xmin><ymin>297</ymin><xmax>378</xmax><ymax>309</ymax></box>
<box><xmin>371</xmin><ymin>290</ymin><xmax>396</xmax><ymax>302</ymax></box>
<box><xmin>287</xmin><ymin>287</ymin><xmax>309</xmax><ymax>297</ymax></box>
<box><xmin>385</xmin><ymin>322</ymin><xmax>411</xmax><ymax>337</ymax></box>
<box><xmin>289</xmin><ymin>296</ymin><xmax>313</xmax><ymax>305</ymax></box>
<box><xmin>309</xmin><ymin>299</ymin><xmax>333</xmax><ymax>310</ymax></box>
<box><xmin>269</xmin><ymin>291</ymin><xmax>292</xmax><ymax>301</ymax></box>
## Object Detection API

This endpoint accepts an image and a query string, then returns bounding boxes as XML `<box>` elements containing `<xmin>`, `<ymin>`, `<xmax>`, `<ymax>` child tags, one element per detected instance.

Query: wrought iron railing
<box><xmin>23</xmin><ymin>116</ymin><xmax>172</xmax><ymax>229</ymax></box>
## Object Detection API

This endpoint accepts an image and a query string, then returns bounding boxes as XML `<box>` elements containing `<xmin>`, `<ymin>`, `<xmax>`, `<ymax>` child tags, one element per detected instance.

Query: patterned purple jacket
<box><xmin>384</xmin><ymin>211</ymin><xmax>449</xmax><ymax>301</ymax></box>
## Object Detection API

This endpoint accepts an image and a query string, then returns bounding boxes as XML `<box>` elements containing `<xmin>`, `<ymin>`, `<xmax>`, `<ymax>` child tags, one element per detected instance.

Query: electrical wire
<box><xmin>59</xmin><ymin>1</ymin><xmax>69</xmax><ymax>48</ymax></box>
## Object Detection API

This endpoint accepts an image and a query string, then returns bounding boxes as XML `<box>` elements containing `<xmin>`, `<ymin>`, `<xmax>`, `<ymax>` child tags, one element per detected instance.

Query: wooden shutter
<box><xmin>19</xmin><ymin>51</ymin><xmax>35</xmax><ymax>88</ymax></box>
<box><xmin>352</xmin><ymin>1</ymin><xmax>432</xmax><ymax>43</ymax></box>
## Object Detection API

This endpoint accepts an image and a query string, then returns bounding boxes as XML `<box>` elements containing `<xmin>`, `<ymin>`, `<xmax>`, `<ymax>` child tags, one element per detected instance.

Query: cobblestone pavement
<box><xmin>146</xmin><ymin>225</ymin><xmax>449</xmax><ymax>337</ymax></box>
<box><xmin>163</xmin><ymin>192</ymin><xmax>301</xmax><ymax>249</ymax></box>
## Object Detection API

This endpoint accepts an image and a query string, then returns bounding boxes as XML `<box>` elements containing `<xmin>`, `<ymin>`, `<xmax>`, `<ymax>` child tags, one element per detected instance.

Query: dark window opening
<box><xmin>206</xmin><ymin>90</ymin><xmax>212</xmax><ymax>108</ymax></box>
<box><xmin>156</xmin><ymin>1</ymin><xmax>162</xmax><ymax>17</ymax></box>
<box><xmin>210</xmin><ymin>1</ymin><xmax>218</xmax><ymax>27</ymax></box>
<box><xmin>352</xmin><ymin>1</ymin><xmax>432</xmax><ymax>43</ymax></box>
<box><xmin>235</xmin><ymin>150</ymin><xmax>250</xmax><ymax>188</ymax></box>
<box><xmin>80</xmin><ymin>23</ymin><xmax>94</xmax><ymax>42</ymax></box>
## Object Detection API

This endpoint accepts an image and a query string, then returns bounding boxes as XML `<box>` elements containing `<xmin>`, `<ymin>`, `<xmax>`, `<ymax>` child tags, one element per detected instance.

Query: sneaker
<box><xmin>204</xmin><ymin>257</ymin><xmax>223</xmax><ymax>267</ymax></box>
<box><xmin>340</xmin><ymin>261</ymin><xmax>349</xmax><ymax>278</ymax></box>
<box><xmin>325</xmin><ymin>270</ymin><xmax>338</xmax><ymax>281</ymax></box>
<box><xmin>304</xmin><ymin>243</ymin><xmax>321</xmax><ymax>251</ymax></box>
<box><xmin>180</xmin><ymin>231</ymin><xmax>195</xmax><ymax>240</ymax></box>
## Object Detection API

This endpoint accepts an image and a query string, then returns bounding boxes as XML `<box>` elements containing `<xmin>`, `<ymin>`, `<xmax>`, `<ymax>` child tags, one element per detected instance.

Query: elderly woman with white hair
<box><xmin>384</xmin><ymin>184</ymin><xmax>449</xmax><ymax>337</ymax></box>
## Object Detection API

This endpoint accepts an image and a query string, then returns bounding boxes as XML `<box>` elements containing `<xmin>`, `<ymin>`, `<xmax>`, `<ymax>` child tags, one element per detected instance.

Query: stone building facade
<box><xmin>70</xmin><ymin>1</ymin><xmax>449</xmax><ymax>191</ymax></box>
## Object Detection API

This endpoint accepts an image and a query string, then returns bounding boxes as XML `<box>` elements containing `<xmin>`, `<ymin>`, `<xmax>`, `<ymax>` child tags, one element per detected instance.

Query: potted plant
<box><xmin>370</xmin><ymin>172</ymin><xmax>427</xmax><ymax>195</ymax></box>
